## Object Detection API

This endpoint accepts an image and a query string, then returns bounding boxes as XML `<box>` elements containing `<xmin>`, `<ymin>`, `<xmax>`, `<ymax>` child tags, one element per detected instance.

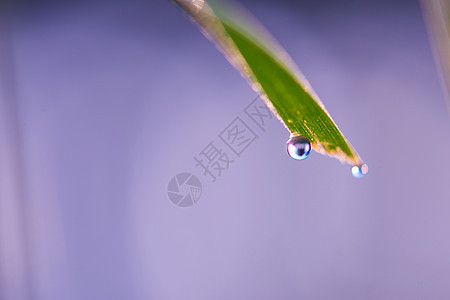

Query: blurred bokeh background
<box><xmin>1</xmin><ymin>0</ymin><xmax>449</xmax><ymax>299</ymax></box>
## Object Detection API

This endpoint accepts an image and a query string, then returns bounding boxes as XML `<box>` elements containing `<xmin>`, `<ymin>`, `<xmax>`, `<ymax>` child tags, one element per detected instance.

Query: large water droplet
<box><xmin>351</xmin><ymin>163</ymin><xmax>368</xmax><ymax>178</ymax></box>
<box><xmin>287</xmin><ymin>135</ymin><xmax>311</xmax><ymax>160</ymax></box>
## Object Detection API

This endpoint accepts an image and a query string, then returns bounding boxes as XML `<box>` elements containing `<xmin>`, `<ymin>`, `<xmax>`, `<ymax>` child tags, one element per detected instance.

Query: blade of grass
<box><xmin>173</xmin><ymin>0</ymin><xmax>365</xmax><ymax>167</ymax></box>
<box><xmin>420</xmin><ymin>0</ymin><xmax>450</xmax><ymax>112</ymax></box>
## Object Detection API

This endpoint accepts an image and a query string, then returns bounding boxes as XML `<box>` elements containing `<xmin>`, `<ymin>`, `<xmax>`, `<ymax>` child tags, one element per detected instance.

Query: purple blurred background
<box><xmin>1</xmin><ymin>0</ymin><xmax>450</xmax><ymax>299</ymax></box>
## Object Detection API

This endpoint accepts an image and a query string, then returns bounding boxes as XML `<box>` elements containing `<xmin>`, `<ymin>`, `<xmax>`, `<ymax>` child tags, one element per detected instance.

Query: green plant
<box><xmin>173</xmin><ymin>0</ymin><xmax>367</xmax><ymax>177</ymax></box>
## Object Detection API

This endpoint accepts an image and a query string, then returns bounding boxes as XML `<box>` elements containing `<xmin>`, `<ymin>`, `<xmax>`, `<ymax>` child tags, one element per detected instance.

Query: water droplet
<box><xmin>287</xmin><ymin>136</ymin><xmax>311</xmax><ymax>160</ymax></box>
<box><xmin>351</xmin><ymin>163</ymin><xmax>368</xmax><ymax>178</ymax></box>
<box><xmin>251</xmin><ymin>82</ymin><xmax>262</xmax><ymax>92</ymax></box>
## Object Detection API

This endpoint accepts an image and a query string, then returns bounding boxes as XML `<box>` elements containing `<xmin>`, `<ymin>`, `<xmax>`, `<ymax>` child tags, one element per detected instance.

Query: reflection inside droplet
<box><xmin>351</xmin><ymin>163</ymin><xmax>368</xmax><ymax>178</ymax></box>
<box><xmin>287</xmin><ymin>135</ymin><xmax>311</xmax><ymax>160</ymax></box>
<box><xmin>191</xmin><ymin>0</ymin><xmax>205</xmax><ymax>11</ymax></box>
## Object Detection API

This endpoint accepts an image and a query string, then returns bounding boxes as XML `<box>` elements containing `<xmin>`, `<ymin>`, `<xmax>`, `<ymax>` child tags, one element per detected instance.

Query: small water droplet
<box><xmin>351</xmin><ymin>163</ymin><xmax>368</xmax><ymax>178</ymax></box>
<box><xmin>251</xmin><ymin>82</ymin><xmax>262</xmax><ymax>92</ymax></box>
<box><xmin>287</xmin><ymin>136</ymin><xmax>311</xmax><ymax>160</ymax></box>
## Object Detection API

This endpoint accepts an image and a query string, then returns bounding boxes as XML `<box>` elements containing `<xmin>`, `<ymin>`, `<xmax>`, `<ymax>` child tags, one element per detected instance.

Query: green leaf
<box><xmin>173</xmin><ymin>0</ymin><xmax>365</xmax><ymax>167</ymax></box>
